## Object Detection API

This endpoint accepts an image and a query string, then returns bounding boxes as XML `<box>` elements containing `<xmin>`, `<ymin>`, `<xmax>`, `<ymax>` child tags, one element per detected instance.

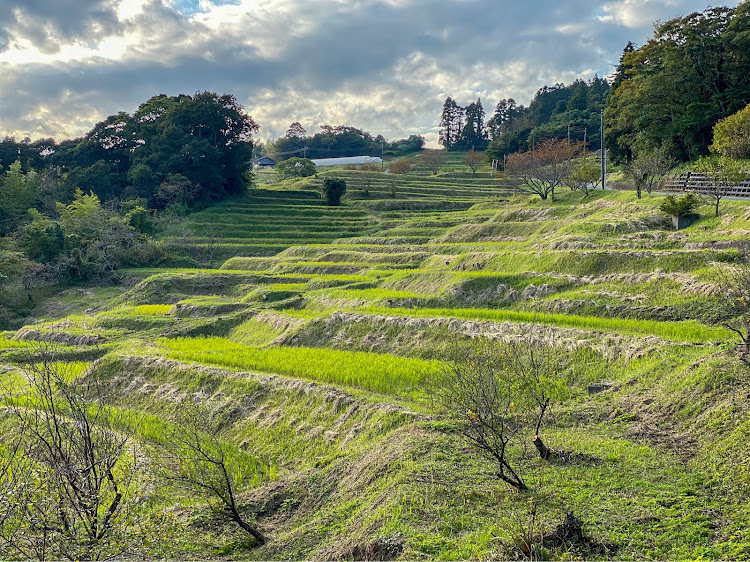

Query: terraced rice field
<box><xmin>2</xmin><ymin>160</ymin><xmax>750</xmax><ymax>559</ymax></box>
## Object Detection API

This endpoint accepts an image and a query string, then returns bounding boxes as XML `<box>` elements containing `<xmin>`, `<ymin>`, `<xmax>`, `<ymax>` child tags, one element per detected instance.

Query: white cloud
<box><xmin>0</xmin><ymin>0</ymin><xmax>742</xmax><ymax>143</ymax></box>
<box><xmin>117</xmin><ymin>0</ymin><xmax>149</xmax><ymax>20</ymax></box>
<box><xmin>556</xmin><ymin>22</ymin><xmax>589</xmax><ymax>35</ymax></box>
<box><xmin>598</xmin><ymin>0</ymin><xmax>702</xmax><ymax>28</ymax></box>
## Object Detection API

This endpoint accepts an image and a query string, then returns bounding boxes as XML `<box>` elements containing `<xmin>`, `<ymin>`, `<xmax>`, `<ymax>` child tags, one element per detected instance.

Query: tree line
<box><xmin>440</xmin><ymin>76</ymin><xmax>610</xmax><ymax>158</ymax></box>
<box><xmin>0</xmin><ymin>91</ymin><xmax>257</xmax><ymax>217</ymax></box>
<box><xmin>263</xmin><ymin>123</ymin><xmax>424</xmax><ymax>162</ymax></box>
<box><xmin>438</xmin><ymin>2</ymin><xmax>749</xmax><ymax>168</ymax></box>
<box><xmin>606</xmin><ymin>2</ymin><xmax>750</xmax><ymax>164</ymax></box>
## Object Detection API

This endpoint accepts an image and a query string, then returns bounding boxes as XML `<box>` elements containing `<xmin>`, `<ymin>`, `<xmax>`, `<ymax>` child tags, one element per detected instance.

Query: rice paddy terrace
<box><xmin>2</xmin><ymin>158</ymin><xmax>750</xmax><ymax>559</ymax></box>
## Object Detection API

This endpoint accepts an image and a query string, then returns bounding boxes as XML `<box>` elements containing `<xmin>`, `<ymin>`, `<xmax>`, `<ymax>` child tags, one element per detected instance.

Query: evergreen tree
<box><xmin>0</xmin><ymin>161</ymin><xmax>37</xmax><ymax>235</ymax></box>
<box><xmin>461</xmin><ymin>98</ymin><xmax>488</xmax><ymax>150</ymax></box>
<box><xmin>486</xmin><ymin>99</ymin><xmax>524</xmax><ymax>140</ymax></box>
<box><xmin>610</xmin><ymin>42</ymin><xmax>636</xmax><ymax>92</ymax></box>
<box><xmin>439</xmin><ymin>97</ymin><xmax>464</xmax><ymax>150</ymax></box>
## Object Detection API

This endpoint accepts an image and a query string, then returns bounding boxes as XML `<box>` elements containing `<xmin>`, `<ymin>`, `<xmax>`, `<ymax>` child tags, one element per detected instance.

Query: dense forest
<box><xmin>440</xmin><ymin>77</ymin><xmax>610</xmax><ymax>159</ymax></box>
<box><xmin>0</xmin><ymin>92</ymin><xmax>258</xmax><ymax>216</ymax></box>
<box><xmin>264</xmin><ymin>123</ymin><xmax>424</xmax><ymax>161</ymax></box>
<box><xmin>606</xmin><ymin>3</ymin><xmax>750</xmax><ymax>163</ymax></box>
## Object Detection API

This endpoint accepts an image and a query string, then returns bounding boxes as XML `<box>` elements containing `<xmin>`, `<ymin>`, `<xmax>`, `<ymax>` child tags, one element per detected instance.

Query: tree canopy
<box><xmin>440</xmin><ymin>98</ymin><xmax>489</xmax><ymax>151</ymax></box>
<box><xmin>322</xmin><ymin>177</ymin><xmax>347</xmax><ymax>206</ymax></box>
<box><xmin>275</xmin><ymin>157</ymin><xmax>316</xmax><ymax>180</ymax></box>
<box><xmin>711</xmin><ymin>103</ymin><xmax>750</xmax><ymax>158</ymax></box>
<box><xmin>484</xmin><ymin>77</ymin><xmax>609</xmax><ymax>161</ymax></box>
<box><xmin>269</xmin><ymin>125</ymin><xmax>423</xmax><ymax>161</ymax></box>
<box><xmin>1</xmin><ymin>92</ymin><xmax>258</xmax><ymax>212</ymax></box>
<box><xmin>605</xmin><ymin>3</ymin><xmax>750</xmax><ymax>163</ymax></box>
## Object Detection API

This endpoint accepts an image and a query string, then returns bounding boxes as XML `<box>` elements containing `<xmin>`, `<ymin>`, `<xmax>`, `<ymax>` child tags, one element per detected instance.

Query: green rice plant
<box><xmin>0</xmin><ymin>360</ymin><xmax>90</xmax><ymax>397</ymax></box>
<box><xmin>95</xmin><ymin>306</ymin><xmax>175</xmax><ymax>331</ymax></box>
<box><xmin>319</xmin><ymin>288</ymin><xmax>428</xmax><ymax>301</ymax></box>
<box><xmin>131</xmin><ymin>304</ymin><xmax>173</xmax><ymax>316</ymax></box>
<box><xmin>0</xmin><ymin>336</ymin><xmax>24</xmax><ymax>350</ymax></box>
<box><xmin>157</xmin><ymin>337</ymin><xmax>440</xmax><ymax>397</ymax></box>
<box><xmin>57</xmin><ymin>361</ymin><xmax>90</xmax><ymax>381</ymax></box>
<box><xmin>348</xmin><ymin>306</ymin><xmax>730</xmax><ymax>342</ymax></box>
<box><xmin>0</xmin><ymin>365</ymin><xmax>29</xmax><ymax>393</ymax></box>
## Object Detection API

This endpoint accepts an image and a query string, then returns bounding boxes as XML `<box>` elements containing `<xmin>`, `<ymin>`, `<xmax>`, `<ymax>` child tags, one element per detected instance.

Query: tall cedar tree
<box><xmin>439</xmin><ymin>97</ymin><xmax>464</xmax><ymax>150</ymax></box>
<box><xmin>461</xmin><ymin>98</ymin><xmax>488</xmax><ymax>150</ymax></box>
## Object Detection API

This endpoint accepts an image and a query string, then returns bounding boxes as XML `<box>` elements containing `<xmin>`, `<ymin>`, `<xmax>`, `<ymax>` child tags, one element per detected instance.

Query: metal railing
<box><xmin>661</xmin><ymin>172</ymin><xmax>750</xmax><ymax>198</ymax></box>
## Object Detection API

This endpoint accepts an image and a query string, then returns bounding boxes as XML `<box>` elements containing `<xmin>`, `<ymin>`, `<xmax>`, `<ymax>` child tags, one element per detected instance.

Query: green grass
<box><xmin>133</xmin><ymin>304</ymin><xmax>174</xmax><ymax>315</ymax></box>
<box><xmin>230</xmin><ymin>318</ymin><xmax>286</xmax><ymax>346</ymax></box>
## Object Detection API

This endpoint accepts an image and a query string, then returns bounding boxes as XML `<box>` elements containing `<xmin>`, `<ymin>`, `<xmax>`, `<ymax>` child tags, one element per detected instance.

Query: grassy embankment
<box><xmin>2</xmin><ymin>154</ymin><xmax>749</xmax><ymax>559</ymax></box>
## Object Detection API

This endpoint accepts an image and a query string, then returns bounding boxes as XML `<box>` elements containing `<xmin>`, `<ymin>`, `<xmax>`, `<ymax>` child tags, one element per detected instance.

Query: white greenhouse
<box><xmin>311</xmin><ymin>156</ymin><xmax>383</xmax><ymax>167</ymax></box>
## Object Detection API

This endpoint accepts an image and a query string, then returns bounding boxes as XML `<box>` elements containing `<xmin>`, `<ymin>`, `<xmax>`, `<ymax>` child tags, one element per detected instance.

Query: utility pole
<box><xmin>381</xmin><ymin>142</ymin><xmax>384</xmax><ymax>171</ymax></box>
<box><xmin>303</xmin><ymin>146</ymin><xmax>307</xmax><ymax>159</ymax></box>
<box><xmin>600</xmin><ymin>110</ymin><xmax>606</xmax><ymax>190</ymax></box>
<box><xmin>567</xmin><ymin>124</ymin><xmax>571</xmax><ymax>145</ymax></box>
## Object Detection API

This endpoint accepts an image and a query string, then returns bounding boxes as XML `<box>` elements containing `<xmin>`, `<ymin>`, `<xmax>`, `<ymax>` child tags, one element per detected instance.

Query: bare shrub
<box><xmin>0</xmin><ymin>341</ymin><xmax>140</xmax><ymax>560</ymax></box>
<box><xmin>714</xmin><ymin>260</ymin><xmax>750</xmax><ymax>362</ymax></box>
<box><xmin>160</xmin><ymin>407</ymin><xmax>266</xmax><ymax>546</ymax></box>
<box><xmin>420</xmin><ymin>150</ymin><xmax>448</xmax><ymax>175</ymax></box>
<box><xmin>433</xmin><ymin>334</ymin><xmax>566</xmax><ymax>490</ymax></box>
<box><xmin>463</xmin><ymin>149</ymin><xmax>485</xmax><ymax>174</ymax></box>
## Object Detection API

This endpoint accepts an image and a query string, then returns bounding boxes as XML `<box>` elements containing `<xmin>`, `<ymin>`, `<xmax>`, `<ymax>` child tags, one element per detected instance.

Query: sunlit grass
<box><xmin>0</xmin><ymin>336</ymin><xmax>24</xmax><ymax>350</ymax></box>
<box><xmin>157</xmin><ymin>336</ymin><xmax>439</xmax><ymax>397</ymax></box>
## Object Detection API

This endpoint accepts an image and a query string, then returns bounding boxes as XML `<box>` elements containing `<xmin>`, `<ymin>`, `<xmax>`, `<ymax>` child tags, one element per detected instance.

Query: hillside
<box><xmin>1</xmin><ymin>165</ymin><xmax>749</xmax><ymax>560</ymax></box>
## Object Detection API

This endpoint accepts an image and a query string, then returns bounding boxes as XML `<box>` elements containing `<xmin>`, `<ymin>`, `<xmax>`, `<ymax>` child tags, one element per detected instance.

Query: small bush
<box><xmin>659</xmin><ymin>193</ymin><xmax>700</xmax><ymax>217</ymax></box>
<box><xmin>323</xmin><ymin>177</ymin><xmax>347</xmax><ymax>206</ymax></box>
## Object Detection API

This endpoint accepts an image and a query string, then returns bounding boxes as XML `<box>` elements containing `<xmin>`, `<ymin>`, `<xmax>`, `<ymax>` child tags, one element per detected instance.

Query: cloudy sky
<box><xmin>0</xmin><ymin>0</ymin><xmax>737</xmax><ymax>146</ymax></box>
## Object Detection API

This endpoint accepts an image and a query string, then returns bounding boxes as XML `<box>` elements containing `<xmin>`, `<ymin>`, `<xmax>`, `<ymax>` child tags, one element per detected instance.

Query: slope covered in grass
<box><xmin>2</xmin><ymin>164</ymin><xmax>749</xmax><ymax>559</ymax></box>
